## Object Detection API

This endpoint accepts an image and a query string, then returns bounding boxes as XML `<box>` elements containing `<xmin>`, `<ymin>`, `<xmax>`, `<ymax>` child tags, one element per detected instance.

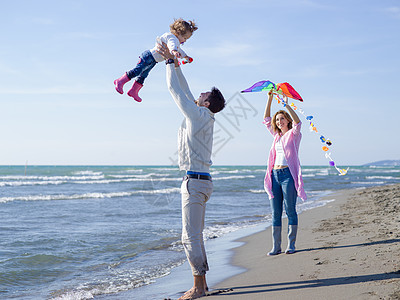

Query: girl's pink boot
<box><xmin>114</xmin><ymin>73</ymin><xmax>130</xmax><ymax>94</ymax></box>
<box><xmin>127</xmin><ymin>81</ymin><xmax>143</xmax><ymax>102</ymax></box>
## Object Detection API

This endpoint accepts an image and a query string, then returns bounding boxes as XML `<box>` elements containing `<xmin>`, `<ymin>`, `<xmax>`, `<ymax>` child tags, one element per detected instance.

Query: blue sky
<box><xmin>1</xmin><ymin>0</ymin><xmax>399</xmax><ymax>166</ymax></box>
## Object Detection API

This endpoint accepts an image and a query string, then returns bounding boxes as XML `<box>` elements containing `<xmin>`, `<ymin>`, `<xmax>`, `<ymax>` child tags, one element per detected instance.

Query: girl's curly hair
<box><xmin>170</xmin><ymin>18</ymin><xmax>198</xmax><ymax>36</ymax></box>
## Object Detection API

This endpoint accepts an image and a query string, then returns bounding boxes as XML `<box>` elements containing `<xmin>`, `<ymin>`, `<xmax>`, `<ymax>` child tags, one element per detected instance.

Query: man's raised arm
<box><xmin>157</xmin><ymin>41</ymin><xmax>199</xmax><ymax>119</ymax></box>
<box><xmin>166</xmin><ymin>63</ymin><xmax>198</xmax><ymax>119</ymax></box>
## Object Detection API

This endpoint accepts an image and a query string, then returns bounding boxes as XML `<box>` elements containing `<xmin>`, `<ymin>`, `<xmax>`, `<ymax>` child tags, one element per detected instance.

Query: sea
<box><xmin>1</xmin><ymin>165</ymin><xmax>399</xmax><ymax>299</ymax></box>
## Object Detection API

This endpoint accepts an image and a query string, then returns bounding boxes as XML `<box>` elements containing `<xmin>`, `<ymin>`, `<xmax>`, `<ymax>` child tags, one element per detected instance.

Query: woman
<box><xmin>263</xmin><ymin>90</ymin><xmax>307</xmax><ymax>255</ymax></box>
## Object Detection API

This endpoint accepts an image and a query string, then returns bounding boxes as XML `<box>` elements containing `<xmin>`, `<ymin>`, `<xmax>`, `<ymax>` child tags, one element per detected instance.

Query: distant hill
<box><xmin>363</xmin><ymin>160</ymin><xmax>400</xmax><ymax>166</ymax></box>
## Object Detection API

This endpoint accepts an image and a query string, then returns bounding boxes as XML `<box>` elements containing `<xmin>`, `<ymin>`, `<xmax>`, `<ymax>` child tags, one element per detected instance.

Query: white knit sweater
<box><xmin>151</xmin><ymin>32</ymin><xmax>187</xmax><ymax>62</ymax></box>
<box><xmin>166</xmin><ymin>65</ymin><xmax>214</xmax><ymax>173</ymax></box>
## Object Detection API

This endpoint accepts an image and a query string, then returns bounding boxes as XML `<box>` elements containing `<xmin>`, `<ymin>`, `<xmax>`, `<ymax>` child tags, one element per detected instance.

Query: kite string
<box><xmin>274</xmin><ymin>94</ymin><xmax>348</xmax><ymax>176</ymax></box>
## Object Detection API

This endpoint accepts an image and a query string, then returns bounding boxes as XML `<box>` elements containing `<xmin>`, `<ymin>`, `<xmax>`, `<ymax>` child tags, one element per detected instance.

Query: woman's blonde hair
<box><xmin>170</xmin><ymin>18</ymin><xmax>198</xmax><ymax>36</ymax></box>
<box><xmin>272</xmin><ymin>110</ymin><xmax>293</xmax><ymax>134</ymax></box>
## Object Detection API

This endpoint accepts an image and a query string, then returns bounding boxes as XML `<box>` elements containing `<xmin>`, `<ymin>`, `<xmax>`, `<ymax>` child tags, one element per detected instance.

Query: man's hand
<box><xmin>156</xmin><ymin>41</ymin><xmax>175</xmax><ymax>60</ymax></box>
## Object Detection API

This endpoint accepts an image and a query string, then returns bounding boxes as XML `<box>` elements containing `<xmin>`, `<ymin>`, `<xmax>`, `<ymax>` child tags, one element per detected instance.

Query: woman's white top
<box><xmin>274</xmin><ymin>138</ymin><xmax>288</xmax><ymax>166</ymax></box>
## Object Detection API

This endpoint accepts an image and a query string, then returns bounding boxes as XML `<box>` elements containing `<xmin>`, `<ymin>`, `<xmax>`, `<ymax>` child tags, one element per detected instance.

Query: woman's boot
<box><xmin>267</xmin><ymin>226</ymin><xmax>282</xmax><ymax>255</ymax></box>
<box><xmin>285</xmin><ymin>225</ymin><xmax>298</xmax><ymax>254</ymax></box>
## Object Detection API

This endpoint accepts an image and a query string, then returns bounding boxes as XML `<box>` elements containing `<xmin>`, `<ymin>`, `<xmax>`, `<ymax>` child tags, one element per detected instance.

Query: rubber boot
<box><xmin>285</xmin><ymin>225</ymin><xmax>298</xmax><ymax>254</ymax></box>
<box><xmin>267</xmin><ymin>226</ymin><xmax>282</xmax><ymax>256</ymax></box>
<box><xmin>114</xmin><ymin>73</ymin><xmax>130</xmax><ymax>94</ymax></box>
<box><xmin>127</xmin><ymin>81</ymin><xmax>143</xmax><ymax>102</ymax></box>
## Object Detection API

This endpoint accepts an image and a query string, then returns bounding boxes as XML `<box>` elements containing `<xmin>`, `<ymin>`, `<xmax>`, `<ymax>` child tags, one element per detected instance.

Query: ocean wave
<box><xmin>148</xmin><ymin>167</ymin><xmax>179</xmax><ymax>172</ymax></box>
<box><xmin>203</xmin><ymin>220</ymin><xmax>268</xmax><ymax>241</ymax></box>
<box><xmin>50</xmin><ymin>265</ymin><xmax>176</xmax><ymax>300</ymax></box>
<box><xmin>213</xmin><ymin>175</ymin><xmax>256</xmax><ymax>180</ymax></box>
<box><xmin>303</xmin><ymin>168</ymin><xmax>328</xmax><ymax>173</ymax></box>
<box><xmin>108</xmin><ymin>174</ymin><xmax>145</xmax><ymax>179</ymax></box>
<box><xmin>0</xmin><ymin>176</ymin><xmax>182</xmax><ymax>187</ymax></box>
<box><xmin>381</xmin><ymin>169</ymin><xmax>400</xmax><ymax>173</ymax></box>
<box><xmin>349</xmin><ymin>168</ymin><xmax>400</xmax><ymax>174</ymax></box>
<box><xmin>0</xmin><ymin>175</ymin><xmax>105</xmax><ymax>180</ymax></box>
<box><xmin>211</xmin><ymin>169</ymin><xmax>265</xmax><ymax>175</ymax></box>
<box><xmin>0</xmin><ymin>188</ymin><xmax>180</xmax><ymax>203</ymax></box>
<box><xmin>315</xmin><ymin>169</ymin><xmax>329</xmax><ymax>176</ymax></box>
<box><xmin>0</xmin><ymin>180</ymin><xmax>65</xmax><ymax>187</ymax></box>
<box><xmin>350</xmin><ymin>181</ymin><xmax>386</xmax><ymax>185</ymax></box>
<box><xmin>297</xmin><ymin>198</ymin><xmax>335</xmax><ymax>212</ymax></box>
<box><xmin>114</xmin><ymin>168</ymin><xmax>144</xmax><ymax>174</ymax></box>
<box><xmin>249</xmin><ymin>189</ymin><xmax>265</xmax><ymax>194</ymax></box>
<box><xmin>366</xmin><ymin>169</ymin><xmax>400</xmax><ymax>174</ymax></box>
<box><xmin>72</xmin><ymin>170</ymin><xmax>103</xmax><ymax>176</ymax></box>
<box><xmin>366</xmin><ymin>176</ymin><xmax>399</xmax><ymax>180</ymax></box>
<box><xmin>367</xmin><ymin>165</ymin><xmax>400</xmax><ymax>169</ymax></box>
<box><xmin>113</xmin><ymin>168</ymin><xmax>177</xmax><ymax>174</ymax></box>
<box><xmin>49</xmin><ymin>258</ymin><xmax>185</xmax><ymax>300</ymax></box>
<box><xmin>108</xmin><ymin>173</ymin><xmax>175</xmax><ymax>179</ymax></box>
<box><xmin>302</xmin><ymin>174</ymin><xmax>316</xmax><ymax>177</ymax></box>
<box><xmin>73</xmin><ymin>177</ymin><xmax>181</xmax><ymax>185</ymax></box>
<box><xmin>210</xmin><ymin>170</ymin><xmax>237</xmax><ymax>175</ymax></box>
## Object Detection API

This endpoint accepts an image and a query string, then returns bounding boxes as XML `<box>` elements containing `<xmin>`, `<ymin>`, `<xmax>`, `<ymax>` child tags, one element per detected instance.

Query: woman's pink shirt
<box><xmin>263</xmin><ymin>117</ymin><xmax>307</xmax><ymax>201</ymax></box>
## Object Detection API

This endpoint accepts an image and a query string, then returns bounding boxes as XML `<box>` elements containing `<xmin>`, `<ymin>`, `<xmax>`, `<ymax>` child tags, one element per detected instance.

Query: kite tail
<box><xmin>274</xmin><ymin>94</ymin><xmax>348</xmax><ymax>176</ymax></box>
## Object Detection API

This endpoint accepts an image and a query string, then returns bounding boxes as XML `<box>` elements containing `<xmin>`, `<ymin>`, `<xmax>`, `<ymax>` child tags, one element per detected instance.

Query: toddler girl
<box><xmin>114</xmin><ymin>18</ymin><xmax>197</xmax><ymax>102</ymax></box>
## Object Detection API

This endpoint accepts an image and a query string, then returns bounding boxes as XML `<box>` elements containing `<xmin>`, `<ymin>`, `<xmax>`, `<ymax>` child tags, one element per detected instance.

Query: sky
<box><xmin>1</xmin><ymin>0</ymin><xmax>399</xmax><ymax>166</ymax></box>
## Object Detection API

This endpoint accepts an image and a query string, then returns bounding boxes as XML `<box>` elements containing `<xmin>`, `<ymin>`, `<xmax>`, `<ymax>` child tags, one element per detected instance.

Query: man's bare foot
<box><xmin>203</xmin><ymin>275</ymin><xmax>208</xmax><ymax>291</ymax></box>
<box><xmin>178</xmin><ymin>287</ymin><xmax>205</xmax><ymax>300</ymax></box>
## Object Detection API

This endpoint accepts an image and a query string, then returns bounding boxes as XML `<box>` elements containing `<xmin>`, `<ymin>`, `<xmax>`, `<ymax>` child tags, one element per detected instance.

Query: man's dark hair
<box><xmin>207</xmin><ymin>87</ymin><xmax>225</xmax><ymax>113</ymax></box>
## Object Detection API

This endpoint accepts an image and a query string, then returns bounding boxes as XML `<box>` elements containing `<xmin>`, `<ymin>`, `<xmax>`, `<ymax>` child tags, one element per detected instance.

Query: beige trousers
<box><xmin>181</xmin><ymin>177</ymin><xmax>213</xmax><ymax>276</ymax></box>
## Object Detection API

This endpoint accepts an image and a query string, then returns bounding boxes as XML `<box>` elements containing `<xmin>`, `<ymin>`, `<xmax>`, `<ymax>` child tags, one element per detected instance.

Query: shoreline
<box><xmin>101</xmin><ymin>189</ymin><xmax>344</xmax><ymax>299</ymax></box>
<box><xmin>95</xmin><ymin>184</ymin><xmax>400</xmax><ymax>299</ymax></box>
<box><xmin>207</xmin><ymin>184</ymin><xmax>400</xmax><ymax>299</ymax></box>
<box><xmin>99</xmin><ymin>216</ymin><xmax>268</xmax><ymax>299</ymax></box>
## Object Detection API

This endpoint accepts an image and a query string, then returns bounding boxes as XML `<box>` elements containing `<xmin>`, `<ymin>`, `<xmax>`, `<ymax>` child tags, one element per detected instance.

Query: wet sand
<box><xmin>207</xmin><ymin>184</ymin><xmax>400</xmax><ymax>299</ymax></box>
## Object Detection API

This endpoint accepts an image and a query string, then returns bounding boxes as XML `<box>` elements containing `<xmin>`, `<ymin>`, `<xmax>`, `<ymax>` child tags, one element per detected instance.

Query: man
<box><xmin>158</xmin><ymin>44</ymin><xmax>226</xmax><ymax>299</ymax></box>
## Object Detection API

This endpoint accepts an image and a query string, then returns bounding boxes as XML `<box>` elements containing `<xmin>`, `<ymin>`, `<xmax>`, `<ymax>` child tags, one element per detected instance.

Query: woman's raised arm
<box><xmin>283</xmin><ymin>95</ymin><xmax>300</xmax><ymax>124</ymax></box>
<box><xmin>263</xmin><ymin>89</ymin><xmax>274</xmax><ymax>119</ymax></box>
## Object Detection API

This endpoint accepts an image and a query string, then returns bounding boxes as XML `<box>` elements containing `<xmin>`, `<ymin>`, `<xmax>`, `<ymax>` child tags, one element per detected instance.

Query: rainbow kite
<box><xmin>241</xmin><ymin>80</ymin><xmax>348</xmax><ymax>176</ymax></box>
<box><xmin>241</xmin><ymin>80</ymin><xmax>303</xmax><ymax>101</ymax></box>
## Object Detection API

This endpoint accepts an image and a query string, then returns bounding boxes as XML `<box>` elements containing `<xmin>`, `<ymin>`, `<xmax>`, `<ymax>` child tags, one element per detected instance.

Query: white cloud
<box><xmin>0</xmin><ymin>85</ymin><xmax>109</xmax><ymax>95</ymax></box>
<box><xmin>298</xmin><ymin>0</ymin><xmax>337</xmax><ymax>10</ymax></box>
<box><xmin>384</xmin><ymin>6</ymin><xmax>400</xmax><ymax>18</ymax></box>
<box><xmin>60</xmin><ymin>32</ymin><xmax>103</xmax><ymax>40</ymax></box>
<box><xmin>295</xmin><ymin>64</ymin><xmax>332</xmax><ymax>78</ymax></box>
<box><xmin>192</xmin><ymin>41</ymin><xmax>266</xmax><ymax>67</ymax></box>
<box><xmin>0</xmin><ymin>62</ymin><xmax>21</xmax><ymax>75</ymax></box>
<box><xmin>32</xmin><ymin>18</ymin><xmax>55</xmax><ymax>25</ymax></box>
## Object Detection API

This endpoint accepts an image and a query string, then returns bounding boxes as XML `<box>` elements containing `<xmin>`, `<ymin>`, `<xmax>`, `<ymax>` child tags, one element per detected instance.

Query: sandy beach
<box><xmin>207</xmin><ymin>184</ymin><xmax>400</xmax><ymax>299</ymax></box>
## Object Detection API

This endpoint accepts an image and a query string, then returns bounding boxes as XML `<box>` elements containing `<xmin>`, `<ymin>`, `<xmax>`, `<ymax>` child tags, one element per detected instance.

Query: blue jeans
<box><xmin>270</xmin><ymin>167</ymin><xmax>298</xmax><ymax>226</ymax></box>
<box><xmin>126</xmin><ymin>50</ymin><xmax>157</xmax><ymax>84</ymax></box>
